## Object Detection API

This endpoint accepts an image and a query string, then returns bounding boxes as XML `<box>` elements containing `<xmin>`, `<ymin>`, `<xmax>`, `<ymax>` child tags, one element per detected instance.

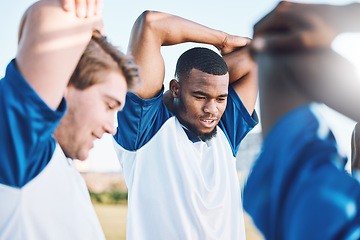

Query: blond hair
<box><xmin>69</xmin><ymin>31</ymin><xmax>140</xmax><ymax>91</ymax></box>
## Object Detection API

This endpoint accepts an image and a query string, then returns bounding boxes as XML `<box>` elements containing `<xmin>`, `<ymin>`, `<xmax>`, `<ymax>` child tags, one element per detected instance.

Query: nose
<box><xmin>103</xmin><ymin>114</ymin><xmax>117</xmax><ymax>135</ymax></box>
<box><xmin>105</xmin><ymin>125</ymin><xmax>117</xmax><ymax>136</ymax></box>
<box><xmin>203</xmin><ymin>100</ymin><xmax>217</xmax><ymax>114</ymax></box>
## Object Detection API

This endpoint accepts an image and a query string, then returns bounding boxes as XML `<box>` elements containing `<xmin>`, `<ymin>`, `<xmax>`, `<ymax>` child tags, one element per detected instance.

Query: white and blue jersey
<box><xmin>243</xmin><ymin>104</ymin><xmax>360</xmax><ymax>240</ymax></box>
<box><xmin>0</xmin><ymin>60</ymin><xmax>105</xmax><ymax>239</ymax></box>
<box><xmin>114</xmin><ymin>86</ymin><xmax>258</xmax><ymax>240</ymax></box>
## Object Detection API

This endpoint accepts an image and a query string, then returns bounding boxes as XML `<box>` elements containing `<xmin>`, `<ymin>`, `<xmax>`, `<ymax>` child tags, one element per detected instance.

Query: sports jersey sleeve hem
<box><xmin>228</xmin><ymin>85</ymin><xmax>258</xmax><ymax>127</ymax></box>
<box><xmin>115</xmin><ymin>86</ymin><xmax>172</xmax><ymax>151</ymax></box>
<box><xmin>218</xmin><ymin>86</ymin><xmax>258</xmax><ymax>157</ymax></box>
<box><xmin>126</xmin><ymin>87</ymin><xmax>165</xmax><ymax>106</ymax></box>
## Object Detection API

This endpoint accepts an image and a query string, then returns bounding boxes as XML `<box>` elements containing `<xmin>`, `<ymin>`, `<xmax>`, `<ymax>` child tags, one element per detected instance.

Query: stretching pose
<box><xmin>113</xmin><ymin>10</ymin><xmax>258</xmax><ymax>240</ymax></box>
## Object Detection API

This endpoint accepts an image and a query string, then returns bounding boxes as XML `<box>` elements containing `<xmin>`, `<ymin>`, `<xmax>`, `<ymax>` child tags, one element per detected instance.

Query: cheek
<box><xmin>218</xmin><ymin>102</ymin><xmax>227</xmax><ymax>113</ymax></box>
<box><xmin>80</xmin><ymin>100</ymin><xmax>104</xmax><ymax>126</ymax></box>
<box><xmin>183</xmin><ymin>100</ymin><xmax>201</xmax><ymax>115</ymax></box>
<box><xmin>193</xmin><ymin>103</ymin><xmax>205</xmax><ymax>114</ymax></box>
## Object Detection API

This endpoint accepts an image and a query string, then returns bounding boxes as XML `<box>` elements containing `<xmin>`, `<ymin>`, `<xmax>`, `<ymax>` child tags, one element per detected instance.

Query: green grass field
<box><xmin>93</xmin><ymin>203</ymin><xmax>128</xmax><ymax>240</ymax></box>
<box><xmin>93</xmin><ymin>202</ymin><xmax>264</xmax><ymax>240</ymax></box>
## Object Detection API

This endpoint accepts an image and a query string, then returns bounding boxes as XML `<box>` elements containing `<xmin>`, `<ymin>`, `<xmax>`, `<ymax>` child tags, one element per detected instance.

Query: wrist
<box><xmin>215</xmin><ymin>32</ymin><xmax>228</xmax><ymax>51</ymax></box>
<box><xmin>219</xmin><ymin>32</ymin><xmax>228</xmax><ymax>50</ymax></box>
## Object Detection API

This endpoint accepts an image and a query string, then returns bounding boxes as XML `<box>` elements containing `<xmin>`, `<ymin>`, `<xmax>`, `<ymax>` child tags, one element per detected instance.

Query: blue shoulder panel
<box><xmin>114</xmin><ymin>88</ymin><xmax>173</xmax><ymax>151</ymax></box>
<box><xmin>0</xmin><ymin>59</ymin><xmax>66</xmax><ymax>187</ymax></box>
<box><xmin>218</xmin><ymin>85</ymin><xmax>258</xmax><ymax>157</ymax></box>
<box><xmin>243</xmin><ymin>104</ymin><xmax>360</xmax><ymax>239</ymax></box>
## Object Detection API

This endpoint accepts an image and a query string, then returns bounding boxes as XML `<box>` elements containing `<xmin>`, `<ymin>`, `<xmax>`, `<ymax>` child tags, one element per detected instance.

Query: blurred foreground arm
<box><xmin>252</xmin><ymin>1</ymin><xmax>360</xmax><ymax>134</ymax></box>
<box><xmin>252</xmin><ymin>1</ymin><xmax>360</xmax><ymax>52</ymax></box>
<box><xmin>257</xmin><ymin>49</ymin><xmax>360</xmax><ymax>135</ymax></box>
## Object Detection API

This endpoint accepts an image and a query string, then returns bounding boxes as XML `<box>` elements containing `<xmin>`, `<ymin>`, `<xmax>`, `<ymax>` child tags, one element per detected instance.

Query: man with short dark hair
<box><xmin>113</xmin><ymin>10</ymin><xmax>258</xmax><ymax>239</ymax></box>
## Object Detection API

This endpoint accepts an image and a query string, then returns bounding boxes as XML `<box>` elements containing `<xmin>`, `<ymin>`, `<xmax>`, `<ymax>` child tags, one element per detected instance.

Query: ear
<box><xmin>169</xmin><ymin>79</ymin><xmax>180</xmax><ymax>98</ymax></box>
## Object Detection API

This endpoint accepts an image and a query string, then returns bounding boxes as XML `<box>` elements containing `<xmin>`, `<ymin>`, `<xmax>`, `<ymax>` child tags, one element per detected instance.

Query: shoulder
<box><xmin>224</xmin><ymin>86</ymin><xmax>258</xmax><ymax>127</ymax></box>
<box><xmin>0</xmin><ymin>60</ymin><xmax>66</xmax><ymax>188</ymax></box>
<box><xmin>115</xmin><ymin>88</ymin><xmax>173</xmax><ymax>151</ymax></box>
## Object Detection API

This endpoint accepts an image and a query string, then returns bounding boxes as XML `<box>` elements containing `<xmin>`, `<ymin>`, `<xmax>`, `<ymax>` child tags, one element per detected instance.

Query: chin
<box><xmin>201</xmin><ymin>127</ymin><xmax>215</xmax><ymax>134</ymax></box>
<box><xmin>70</xmin><ymin>149</ymin><xmax>89</xmax><ymax>161</ymax></box>
<box><xmin>76</xmin><ymin>152</ymin><xmax>89</xmax><ymax>161</ymax></box>
<box><xmin>197</xmin><ymin>127</ymin><xmax>217</xmax><ymax>142</ymax></box>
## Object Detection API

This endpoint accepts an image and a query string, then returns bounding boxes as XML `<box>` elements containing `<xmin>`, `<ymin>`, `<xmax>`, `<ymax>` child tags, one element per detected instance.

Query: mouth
<box><xmin>199</xmin><ymin>118</ymin><xmax>217</xmax><ymax>128</ymax></box>
<box><xmin>89</xmin><ymin>133</ymin><xmax>101</xmax><ymax>149</ymax></box>
<box><xmin>92</xmin><ymin>132</ymin><xmax>101</xmax><ymax>140</ymax></box>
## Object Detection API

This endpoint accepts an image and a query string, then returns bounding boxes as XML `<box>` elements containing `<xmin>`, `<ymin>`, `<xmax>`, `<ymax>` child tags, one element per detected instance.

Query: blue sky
<box><xmin>1</xmin><ymin>0</ymin><xmax>359</xmax><ymax>171</ymax></box>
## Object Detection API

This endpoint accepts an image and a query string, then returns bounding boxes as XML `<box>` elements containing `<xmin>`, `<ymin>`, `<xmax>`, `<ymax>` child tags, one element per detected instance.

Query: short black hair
<box><xmin>175</xmin><ymin>47</ymin><xmax>228</xmax><ymax>81</ymax></box>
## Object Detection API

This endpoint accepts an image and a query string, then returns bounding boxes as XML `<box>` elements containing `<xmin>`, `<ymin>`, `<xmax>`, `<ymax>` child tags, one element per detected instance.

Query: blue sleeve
<box><xmin>218</xmin><ymin>85</ymin><xmax>258</xmax><ymax>157</ymax></box>
<box><xmin>0</xmin><ymin>59</ymin><xmax>66</xmax><ymax>188</ymax></box>
<box><xmin>114</xmin><ymin>87</ymin><xmax>173</xmax><ymax>151</ymax></box>
<box><xmin>284</xmin><ymin>160</ymin><xmax>360</xmax><ymax>240</ymax></box>
<box><xmin>243</xmin><ymin>105</ymin><xmax>360</xmax><ymax>240</ymax></box>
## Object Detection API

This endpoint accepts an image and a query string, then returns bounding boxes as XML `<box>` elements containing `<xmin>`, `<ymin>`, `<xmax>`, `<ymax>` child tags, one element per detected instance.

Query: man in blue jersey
<box><xmin>113</xmin><ymin>10</ymin><xmax>258</xmax><ymax>239</ymax></box>
<box><xmin>0</xmin><ymin>0</ymin><xmax>139</xmax><ymax>239</ymax></box>
<box><xmin>243</xmin><ymin>1</ymin><xmax>360</xmax><ymax>239</ymax></box>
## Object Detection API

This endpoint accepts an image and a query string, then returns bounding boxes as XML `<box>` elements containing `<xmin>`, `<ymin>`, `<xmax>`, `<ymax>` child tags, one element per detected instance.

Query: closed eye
<box><xmin>106</xmin><ymin>101</ymin><xmax>120</xmax><ymax>111</ymax></box>
<box><xmin>104</xmin><ymin>95</ymin><xmax>122</xmax><ymax>111</ymax></box>
<box><xmin>194</xmin><ymin>96</ymin><xmax>206</xmax><ymax>100</ymax></box>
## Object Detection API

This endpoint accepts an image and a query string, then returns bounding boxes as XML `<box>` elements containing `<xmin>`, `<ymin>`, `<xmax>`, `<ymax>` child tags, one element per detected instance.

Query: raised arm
<box><xmin>252</xmin><ymin>1</ymin><xmax>360</xmax><ymax>52</ymax></box>
<box><xmin>127</xmin><ymin>10</ymin><xmax>250</xmax><ymax>99</ymax></box>
<box><xmin>251</xmin><ymin>1</ymin><xmax>360</xmax><ymax>135</ymax></box>
<box><xmin>16</xmin><ymin>0</ymin><xmax>102</xmax><ymax>110</ymax></box>
<box><xmin>257</xmin><ymin>49</ymin><xmax>360</xmax><ymax>136</ymax></box>
<box><xmin>222</xmin><ymin>46</ymin><xmax>257</xmax><ymax>115</ymax></box>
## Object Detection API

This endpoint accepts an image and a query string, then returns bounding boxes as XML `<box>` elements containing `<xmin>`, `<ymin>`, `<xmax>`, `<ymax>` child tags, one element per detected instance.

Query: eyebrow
<box><xmin>192</xmin><ymin>91</ymin><xmax>228</xmax><ymax>98</ymax></box>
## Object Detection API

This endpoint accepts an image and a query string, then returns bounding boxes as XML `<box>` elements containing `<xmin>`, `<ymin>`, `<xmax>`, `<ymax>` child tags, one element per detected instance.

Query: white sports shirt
<box><xmin>114</xmin><ymin>86</ymin><xmax>258</xmax><ymax>239</ymax></box>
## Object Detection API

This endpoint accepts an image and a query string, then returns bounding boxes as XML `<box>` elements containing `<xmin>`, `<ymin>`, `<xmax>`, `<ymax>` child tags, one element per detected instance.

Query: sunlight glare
<box><xmin>332</xmin><ymin>33</ymin><xmax>360</xmax><ymax>79</ymax></box>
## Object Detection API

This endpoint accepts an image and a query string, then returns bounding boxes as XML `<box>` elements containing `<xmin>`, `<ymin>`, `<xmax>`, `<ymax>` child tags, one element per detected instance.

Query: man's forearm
<box><xmin>16</xmin><ymin>0</ymin><xmax>102</xmax><ymax>110</ymax></box>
